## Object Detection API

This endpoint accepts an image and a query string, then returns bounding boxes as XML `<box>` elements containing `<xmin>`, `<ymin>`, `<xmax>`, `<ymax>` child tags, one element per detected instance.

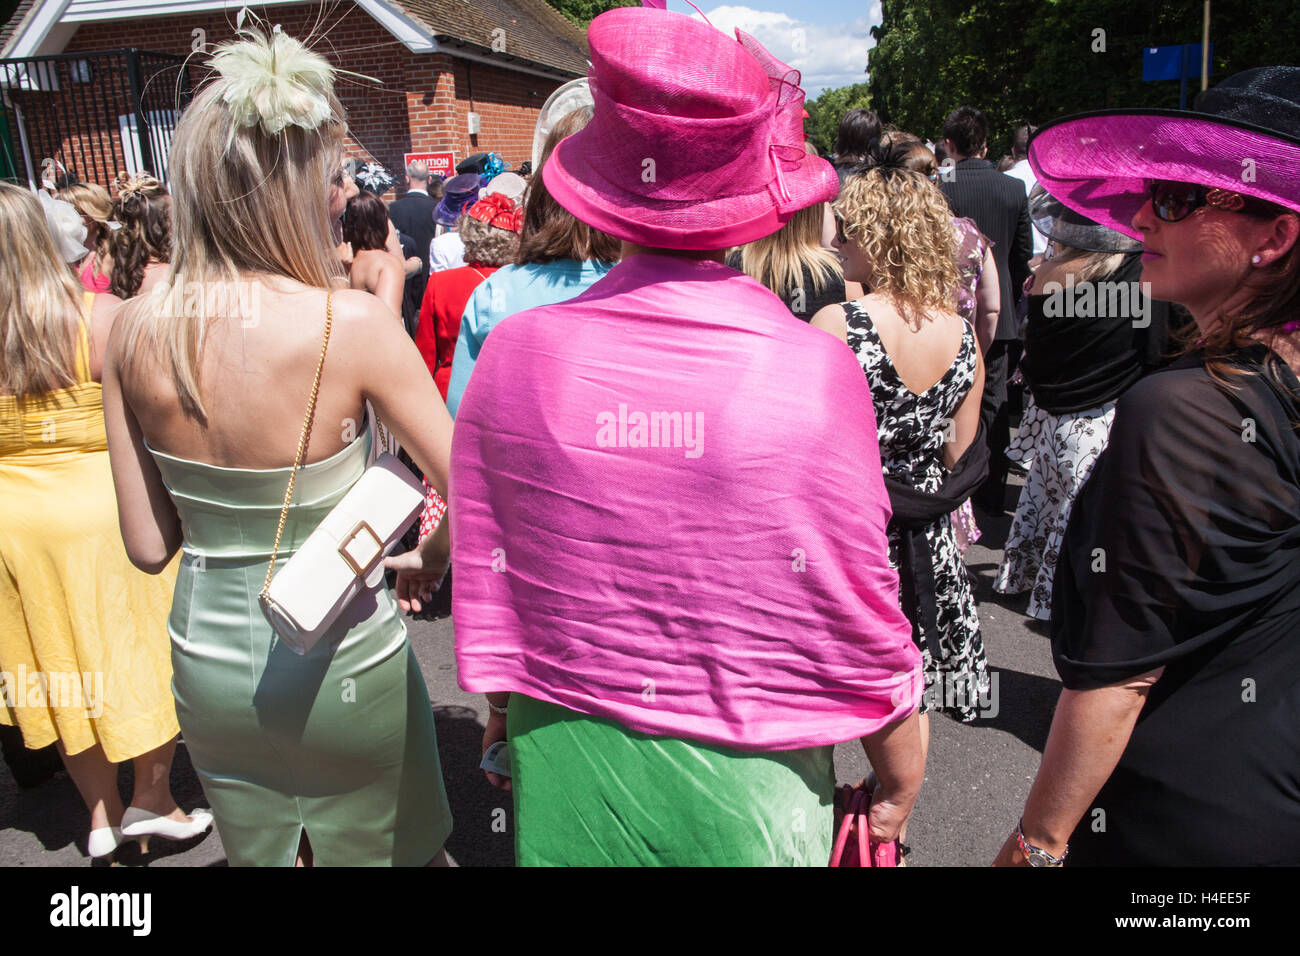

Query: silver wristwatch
<box><xmin>1017</xmin><ymin>819</ymin><xmax>1067</xmax><ymax>867</ymax></box>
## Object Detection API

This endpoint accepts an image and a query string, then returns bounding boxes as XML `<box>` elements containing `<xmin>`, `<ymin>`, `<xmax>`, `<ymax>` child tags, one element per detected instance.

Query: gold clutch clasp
<box><xmin>338</xmin><ymin>520</ymin><xmax>384</xmax><ymax>577</ymax></box>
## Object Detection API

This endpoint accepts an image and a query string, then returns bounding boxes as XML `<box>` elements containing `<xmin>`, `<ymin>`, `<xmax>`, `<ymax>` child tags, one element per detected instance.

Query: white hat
<box><xmin>531</xmin><ymin>78</ymin><xmax>593</xmax><ymax>170</ymax></box>
<box><xmin>482</xmin><ymin>172</ymin><xmax>527</xmax><ymax>204</ymax></box>
<box><xmin>37</xmin><ymin>190</ymin><xmax>89</xmax><ymax>263</ymax></box>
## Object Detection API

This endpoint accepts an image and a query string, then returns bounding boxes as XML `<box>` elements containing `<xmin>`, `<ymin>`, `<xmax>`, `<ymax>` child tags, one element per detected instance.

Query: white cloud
<box><xmin>696</xmin><ymin>3</ymin><xmax>882</xmax><ymax>97</ymax></box>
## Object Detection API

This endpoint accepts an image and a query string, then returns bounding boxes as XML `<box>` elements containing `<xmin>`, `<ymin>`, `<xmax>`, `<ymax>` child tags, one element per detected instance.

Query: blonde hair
<box><xmin>834</xmin><ymin>168</ymin><xmax>960</xmax><ymax>321</ymax></box>
<box><xmin>58</xmin><ymin>181</ymin><xmax>113</xmax><ymax>273</ymax></box>
<box><xmin>1047</xmin><ymin>245</ymin><xmax>1128</xmax><ymax>282</ymax></box>
<box><xmin>736</xmin><ymin>202</ymin><xmax>842</xmax><ymax>300</ymax></box>
<box><xmin>58</xmin><ymin>181</ymin><xmax>113</xmax><ymax>226</ymax></box>
<box><xmin>0</xmin><ymin>182</ymin><xmax>87</xmax><ymax>396</ymax></box>
<box><xmin>115</xmin><ymin>26</ymin><xmax>346</xmax><ymax>420</ymax></box>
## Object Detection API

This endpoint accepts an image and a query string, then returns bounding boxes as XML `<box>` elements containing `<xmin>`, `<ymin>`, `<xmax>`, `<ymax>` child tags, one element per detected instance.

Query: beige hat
<box><xmin>482</xmin><ymin>172</ymin><xmax>527</xmax><ymax>204</ymax></box>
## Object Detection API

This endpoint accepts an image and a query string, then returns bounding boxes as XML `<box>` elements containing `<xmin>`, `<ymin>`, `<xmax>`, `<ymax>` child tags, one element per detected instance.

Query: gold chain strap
<box><xmin>260</xmin><ymin>292</ymin><xmax>334</xmax><ymax>599</ymax></box>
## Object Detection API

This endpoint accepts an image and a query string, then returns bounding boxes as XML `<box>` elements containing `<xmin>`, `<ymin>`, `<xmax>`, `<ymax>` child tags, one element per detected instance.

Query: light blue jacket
<box><xmin>446</xmin><ymin>259</ymin><xmax>615</xmax><ymax>418</ymax></box>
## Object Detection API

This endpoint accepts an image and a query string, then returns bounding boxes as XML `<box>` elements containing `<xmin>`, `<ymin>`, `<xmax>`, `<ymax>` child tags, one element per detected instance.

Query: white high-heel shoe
<box><xmin>120</xmin><ymin>807</ymin><xmax>214</xmax><ymax>852</ymax></box>
<box><xmin>87</xmin><ymin>825</ymin><xmax>122</xmax><ymax>860</ymax></box>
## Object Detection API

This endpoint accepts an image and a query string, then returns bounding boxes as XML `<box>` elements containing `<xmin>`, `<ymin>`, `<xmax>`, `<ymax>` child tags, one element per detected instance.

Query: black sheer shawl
<box><xmin>1052</xmin><ymin>345</ymin><xmax>1300</xmax><ymax>688</ymax></box>
<box><xmin>1050</xmin><ymin>346</ymin><xmax>1300</xmax><ymax>864</ymax></box>
<box><xmin>1020</xmin><ymin>254</ymin><xmax>1188</xmax><ymax>415</ymax></box>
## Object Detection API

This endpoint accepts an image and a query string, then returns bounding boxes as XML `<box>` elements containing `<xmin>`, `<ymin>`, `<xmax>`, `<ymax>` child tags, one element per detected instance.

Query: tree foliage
<box><xmin>805</xmin><ymin>83</ymin><xmax>872</xmax><ymax>156</ymax></box>
<box><xmin>867</xmin><ymin>0</ymin><xmax>1300</xmax><ymax>158</ymax></box>
<box><xmin>544</xmin><ymin>0</ymin><xmax>639</xmax><ymax>28</ymax></box>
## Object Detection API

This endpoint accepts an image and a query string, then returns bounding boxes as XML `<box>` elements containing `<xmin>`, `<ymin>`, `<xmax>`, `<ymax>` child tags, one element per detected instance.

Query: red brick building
<box><xmin>1</xmin><ymin>0</ymin><xmax>589</xmax><ymax>191</ymax></box>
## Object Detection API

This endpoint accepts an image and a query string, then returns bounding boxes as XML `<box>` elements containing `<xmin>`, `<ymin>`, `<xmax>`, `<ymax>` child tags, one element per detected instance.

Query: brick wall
<box><xmin>423</xmin><ymin>56</ymin><xmax>557</xmax><ymax>169</ymax></box>
<box><xmin>52</xmin><ymin>2</ymin><xmax>565</xmax><ymax>192</ymax></box>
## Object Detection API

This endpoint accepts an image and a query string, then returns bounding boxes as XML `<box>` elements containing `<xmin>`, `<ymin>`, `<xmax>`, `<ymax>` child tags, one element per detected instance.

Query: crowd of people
<box><xmin>1</xmin><ymin>7</ymin><xmax>1297</xmax><ymax>867</ymax></box>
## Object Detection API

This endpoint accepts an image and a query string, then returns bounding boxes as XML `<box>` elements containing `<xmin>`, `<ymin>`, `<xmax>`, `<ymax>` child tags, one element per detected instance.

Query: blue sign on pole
<box><xmin>1143</xmin><ymin>44</ymin><xmax>1213</xmax><ymax>82</ymax></box>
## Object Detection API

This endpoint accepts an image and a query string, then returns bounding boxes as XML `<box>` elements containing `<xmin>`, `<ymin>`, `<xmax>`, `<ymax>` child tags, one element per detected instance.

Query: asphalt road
<box><xmin>0</xmin><ymin>483</ymin><xmax>1056</xmax><ymax>867</ymax></box>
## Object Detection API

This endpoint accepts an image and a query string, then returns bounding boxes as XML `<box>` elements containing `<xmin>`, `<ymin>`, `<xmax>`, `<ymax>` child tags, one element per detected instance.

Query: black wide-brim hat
<box><xmin>1027</xmin><ymin>66</ymin><xmax>1300</xmax><ymax>241</ymax></box>
<box><xmin>1029</xmin><ymin>186</ymin><xmax>1141</xmax><ymax>254</ymax></box>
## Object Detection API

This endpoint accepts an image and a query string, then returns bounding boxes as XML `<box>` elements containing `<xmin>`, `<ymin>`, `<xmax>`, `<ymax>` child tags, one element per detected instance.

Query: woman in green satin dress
<box><xmin>102</xmin><ymin>26</ymin><xmax>455</xmax><ymax>866</ymax></box>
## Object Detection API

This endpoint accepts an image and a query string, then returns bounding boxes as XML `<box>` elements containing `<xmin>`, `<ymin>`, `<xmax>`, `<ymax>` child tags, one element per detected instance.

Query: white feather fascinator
<box><xmin>211</xmin><ymin>17</ymin><xmax>337</xmax><ymax>141</ymax></box>
<box><xmin>37</xmin><ymin>191</ymin><xmax>89</xmax><ymax>263</ymax></box>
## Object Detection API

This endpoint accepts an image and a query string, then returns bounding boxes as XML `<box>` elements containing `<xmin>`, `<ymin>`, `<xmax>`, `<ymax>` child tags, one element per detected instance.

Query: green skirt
<box><xmin>508</xmin><ymin>695</ymin><xmax>834</xmax><ymax>866</ymax></box>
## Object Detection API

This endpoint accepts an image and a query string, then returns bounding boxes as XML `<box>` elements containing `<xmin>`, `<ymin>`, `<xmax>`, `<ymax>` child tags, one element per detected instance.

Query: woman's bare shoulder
<box><xmin>865</xmin><ymin>293</ymin><xmax>960</xmax><ymax>328</ymax></box>
<box><xmin>331</xmin><ymin>285</ymin><xmax>384</xmax><ymax>310</ymax></box>
<box><xmin>90</xmin><ymin>290</ymin><xmax>124</xmax><ymax>323</ymax></box>
<box><xmin>353</xmin><ymin>248</ymin><xmax>400</xmax><ymax>281</ymax></box>
<box><xmin>354</xmin><ymin>247</ymin><xmax>398</xmax><ymax>267</ymax></box>
<box><xmin>328</xmin><ymin>287</ymin><xmax>401</xmax><ymax>335</ymax></box>
<box><xmin>372</xmin><ymin>249</ymin><xmax>403</xmax><ymax>276</ymax></box>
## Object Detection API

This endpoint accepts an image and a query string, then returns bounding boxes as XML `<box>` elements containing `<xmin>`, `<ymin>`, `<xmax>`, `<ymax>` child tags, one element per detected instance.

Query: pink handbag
<box><xmin>829</xmin><ymin>784</ymin><xmax>901</xmax><ymax>867</ymax></box>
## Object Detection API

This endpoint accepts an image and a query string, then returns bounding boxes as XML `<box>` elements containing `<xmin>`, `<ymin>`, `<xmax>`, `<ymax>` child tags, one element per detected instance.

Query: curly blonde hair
<box><xmin>834</xmin><ymin>167</ymin><xmax>959</xmax><ymax>321</ymax></box>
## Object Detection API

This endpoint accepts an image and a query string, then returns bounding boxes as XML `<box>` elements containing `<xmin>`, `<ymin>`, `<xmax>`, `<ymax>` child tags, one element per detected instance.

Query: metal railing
<box><xmin>0</xmin><ymin>49</ymin><xmax>195</xmax><ymax>189</ymax></box>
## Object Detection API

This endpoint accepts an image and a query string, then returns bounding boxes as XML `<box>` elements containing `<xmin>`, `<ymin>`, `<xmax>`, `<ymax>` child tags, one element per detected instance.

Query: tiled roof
<box><xmin>397</xmin><ymin>0</ymin><xmax>589</xmax><ymax>77</ymax></box>
<box><xmin>0</xmin><ymin>0</ymin><xmax>38</xmax><ymax>57</ymax></box>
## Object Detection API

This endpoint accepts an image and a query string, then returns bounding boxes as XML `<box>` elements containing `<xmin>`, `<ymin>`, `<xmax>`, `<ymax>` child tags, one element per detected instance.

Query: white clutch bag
<box><xmin>256</xmin><ymin>293</ymin><xmax>425</xmax><ymax>656</ymax></box>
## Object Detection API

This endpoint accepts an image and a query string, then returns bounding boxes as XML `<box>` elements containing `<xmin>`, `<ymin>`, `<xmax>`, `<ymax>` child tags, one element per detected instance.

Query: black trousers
<box><xmin>975</xmin><ymin>339</ymin><xmax>1021</xmax><ymax>512</ymax></box>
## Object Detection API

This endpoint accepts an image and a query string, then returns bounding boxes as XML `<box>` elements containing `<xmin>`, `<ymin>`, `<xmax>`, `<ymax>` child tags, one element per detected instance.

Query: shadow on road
<box><xmin>0</xmin><ymin>737</ymin><xmax>216</xmax><ymax>863</ymax></box>
<box><xmin>971</xmin><ymin>666</ymin><xmax>1059</xmax><ymax>754</ymax></box>
<box><xmin>434</xmin><ymin>705</ymin><xmax>515</xmax><ymax>867</ymax></box>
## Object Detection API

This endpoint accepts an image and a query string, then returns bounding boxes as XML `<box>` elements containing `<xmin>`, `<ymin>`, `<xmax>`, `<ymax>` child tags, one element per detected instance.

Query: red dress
<box><xmin>415</xmin><ymin>263</ymin><xmax>500</xmax><ymax>399</ymax></box>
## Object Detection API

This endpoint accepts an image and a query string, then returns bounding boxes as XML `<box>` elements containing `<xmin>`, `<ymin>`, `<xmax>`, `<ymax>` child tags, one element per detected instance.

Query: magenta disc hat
<box><xmin>542</xmin><ymin>7</ymin><xmax>838</xmax><ymax>250</ymax></box>
<box><xmin>1028</xmin><ymin>66</ymin><xmax>1300</xmax><ymax>242</ymax></box>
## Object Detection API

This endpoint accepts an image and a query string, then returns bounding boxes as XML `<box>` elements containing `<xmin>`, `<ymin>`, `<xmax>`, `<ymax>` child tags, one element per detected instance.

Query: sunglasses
<box><xmin>1146</xmin><ymin>180</ymin><xmax>1273</xmax><ymax>223</ymax></box>
<box><xmin>834</xmin><ymin>215</ymin><xmax>848</xmax><ymax>244</ymax></box>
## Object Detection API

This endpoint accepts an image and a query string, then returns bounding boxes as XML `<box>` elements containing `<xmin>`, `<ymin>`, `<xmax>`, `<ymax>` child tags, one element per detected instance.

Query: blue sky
<box><xmin>664</xmin><ymin>1</ymin><xmax>883</xmax><ymax>96</ymax></box>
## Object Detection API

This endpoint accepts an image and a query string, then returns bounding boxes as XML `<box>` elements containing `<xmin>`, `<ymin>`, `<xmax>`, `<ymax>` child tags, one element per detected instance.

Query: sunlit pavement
<box><xmin>0</xmin><ymin>478</ymin><xmax>1052</xmax><ymax>867</ymax></box>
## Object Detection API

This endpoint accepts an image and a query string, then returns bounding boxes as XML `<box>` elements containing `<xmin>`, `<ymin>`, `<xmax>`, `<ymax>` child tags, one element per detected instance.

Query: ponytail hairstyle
<box><xmin>108</xmin><ymin>173</ymin><xmax>171</xmax><ymax>298</ymax></box>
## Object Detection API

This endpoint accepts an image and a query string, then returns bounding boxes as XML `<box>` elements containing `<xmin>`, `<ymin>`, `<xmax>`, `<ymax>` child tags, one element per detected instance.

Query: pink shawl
<box><xmin>451</xmin><ymin>252</ymin><xmax>921</xmax><ymax>750</ymax></box>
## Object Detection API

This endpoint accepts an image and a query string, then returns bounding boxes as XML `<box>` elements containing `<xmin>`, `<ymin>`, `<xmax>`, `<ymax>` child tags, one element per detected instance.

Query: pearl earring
<box><xmin>1252</xmin><ymin>254</ymin><xmax>1262</xmax><ymax>265</ymax></box>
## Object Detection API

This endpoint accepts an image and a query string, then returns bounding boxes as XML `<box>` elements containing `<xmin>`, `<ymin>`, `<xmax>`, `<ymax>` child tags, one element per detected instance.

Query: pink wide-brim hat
<box><xmin>543</xmin><ymin>7</ymin><xmax>838</xmax><ymax>250</ymax></box>
<box><xmin>1028</xmin><ymin>67</ymin><xmax>1300</xmax><ymax>241</ymax></box>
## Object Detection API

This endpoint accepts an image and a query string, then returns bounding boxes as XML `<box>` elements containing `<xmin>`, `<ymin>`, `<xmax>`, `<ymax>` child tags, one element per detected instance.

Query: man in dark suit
<box><xmin>936</xmin><ymin>106</ymin><xmax>1033</xmax><ymax>515</ymax></box>
<box><xmin>388</xmin><ymin>161</ymin><xmax>439</xmax><ymax>332</ymax></box>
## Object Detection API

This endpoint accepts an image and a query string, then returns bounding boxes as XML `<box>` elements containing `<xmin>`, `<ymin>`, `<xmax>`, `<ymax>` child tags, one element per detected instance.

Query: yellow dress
<box><xmin>0</xmin><ymin>293</ymin><xmax>179</xmax><ymax>762</ymax></box>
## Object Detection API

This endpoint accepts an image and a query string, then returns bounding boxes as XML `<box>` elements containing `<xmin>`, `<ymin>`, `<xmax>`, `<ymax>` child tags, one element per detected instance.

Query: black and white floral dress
<box><xmin>994</xmin><ymin>395</ymin><xmax>1117</xmax><ymax>621</ymax></box>
<box><xmin>844</xmin><ymin>302</ymin><xmax>990</xmax><ymax>722</ymax></box>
